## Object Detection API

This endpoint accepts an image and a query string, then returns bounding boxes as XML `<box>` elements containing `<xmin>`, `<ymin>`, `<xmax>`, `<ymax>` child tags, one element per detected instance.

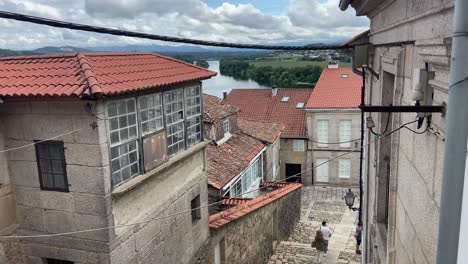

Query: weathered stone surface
<box><xmin>9</xmin><ymin>161</ymin><xmax>40</xmax><ymax>188</ymax></box>
<box><xmin>110</xmin><ymin>235</ymin><xmax>136</xmax><ymax>264</ymax></box>
<box><xmin>74</xmin><ymin>193</ymin><xmax>112</xmax><ymax>216</ymax></box>
<box><xmin>67</xmin><ymin>165</ymin><xmax>108</xmax><ymax>195</ymax></box>
<box><xmin>40</xmin><ymin>191</ymin><xmax>75</xmax><ymax>212</ymax></box>
<box><xmin>17</xmin><ymin>206</ymin><xmax>45</xmax><ymax>232</ymax></box>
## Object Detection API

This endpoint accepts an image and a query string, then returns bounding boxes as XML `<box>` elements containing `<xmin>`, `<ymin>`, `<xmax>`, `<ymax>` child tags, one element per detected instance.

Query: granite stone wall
<box><xmin>194</xmin><ymin>187</ymin><xmax>301</xmax><ymax>264</ymax></box>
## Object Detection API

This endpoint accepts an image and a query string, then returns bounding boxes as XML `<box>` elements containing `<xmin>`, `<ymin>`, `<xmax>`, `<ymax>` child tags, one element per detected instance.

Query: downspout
<box><xmin>351</xmin><ymin>47</ymin><xmax>364</xmax><ymax>225</ymax></box>
<box><xmin>436</xmin><ymin>0</ymin><xmax>468</xmax><ymax>263</ymax></box>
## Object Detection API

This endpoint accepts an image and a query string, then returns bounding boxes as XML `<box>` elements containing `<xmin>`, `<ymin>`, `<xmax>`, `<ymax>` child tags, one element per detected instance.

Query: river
<box><xmin>202</xmin><ymin>60</ymin><xmax>268</xmax><ymax>98</ymax></box>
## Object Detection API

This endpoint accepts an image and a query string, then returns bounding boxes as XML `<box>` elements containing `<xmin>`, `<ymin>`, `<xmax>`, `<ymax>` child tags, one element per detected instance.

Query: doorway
<box><xmin>285</xmin><ymin>163</ymin><xmax>302</xmax><ymax>183</ymax></box>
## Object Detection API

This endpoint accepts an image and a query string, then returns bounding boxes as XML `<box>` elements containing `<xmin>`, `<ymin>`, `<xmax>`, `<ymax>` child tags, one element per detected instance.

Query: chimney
<box><xmin>272</xmin><ymin>86</ymin><xmax>278</xmax><ymax>96</ymax></box>
<box><xmin>328</xmin><ymin>62</ymin><xmax>339</xmax><ymax>69</ymax></box>
<box><xmin>223</xmin><ymin>92</ymin><xmax>227</xmax><ymax>100</ymax></box>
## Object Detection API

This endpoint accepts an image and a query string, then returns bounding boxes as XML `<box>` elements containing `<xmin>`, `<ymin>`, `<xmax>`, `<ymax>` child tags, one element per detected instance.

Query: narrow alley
<box><xmin>268</xmin><ymin>186</ymin><xmax>361</xmax><ymax>264</ymax></box>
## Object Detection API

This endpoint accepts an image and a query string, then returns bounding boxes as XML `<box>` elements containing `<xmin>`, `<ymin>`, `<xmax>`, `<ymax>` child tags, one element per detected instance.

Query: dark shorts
<box><xmin>356</xmin><ymin>239</ymin><xmax>361</xmax><ymax>245</ymax></box>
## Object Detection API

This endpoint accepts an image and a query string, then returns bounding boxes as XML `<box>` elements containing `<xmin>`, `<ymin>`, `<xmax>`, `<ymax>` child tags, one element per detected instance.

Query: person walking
<box><xmin>355</xmin><ymin>222</ymin><xmax>362</xmax><ymax>254</ymax></box>
<box><xmin>312</xmin><ymin>230</ymin><xmax>327</xmax><ymax>262</ymax></box>
<box><xmin>320</xmin><ymin>221</ymin><xmax>332</xmax><ymax>256</ymax></box>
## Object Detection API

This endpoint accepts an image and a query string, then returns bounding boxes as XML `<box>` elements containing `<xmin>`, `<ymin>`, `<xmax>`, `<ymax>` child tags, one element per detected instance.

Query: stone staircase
<box><xmin>267</xmin><ymin>241</ymin><xmax>316</xmax><ymax>264</ymax></box>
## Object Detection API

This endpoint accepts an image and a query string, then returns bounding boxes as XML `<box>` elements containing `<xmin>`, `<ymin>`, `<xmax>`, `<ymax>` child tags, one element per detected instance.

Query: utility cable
<box><xmin>0</xmin><ymin>118</ymin><xmax>421</xmax><ymax>239</ymax></box>
<box><xmin>0</xmin><ymin>11</ymin><xmax>348</xmax><ymax>51</ymax></box>
<box><xmin>0</xmin><ymin>128</ymin><xmax>83</xmax><ymax>153</ymax></box>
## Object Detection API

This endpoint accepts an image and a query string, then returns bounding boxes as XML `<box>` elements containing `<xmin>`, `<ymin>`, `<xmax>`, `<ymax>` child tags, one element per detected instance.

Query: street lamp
<box><xmin>344</xmin><ymin>188</ymin><xmax>358</xmax><ymax>211</ymax></box>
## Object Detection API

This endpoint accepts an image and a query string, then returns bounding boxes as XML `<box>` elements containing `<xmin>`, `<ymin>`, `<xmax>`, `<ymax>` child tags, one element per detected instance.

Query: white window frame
<box><xmin>339</xmin><ymin>159</ymin><xmax>351</xmax><ymax>178</ymax></box>
<box><xmin>185</xmin><ymin>86</ymin><xmax>202</xmax><ymax>147</ymax></box>
<box><xmin>272</xmin><ymin>144</ymin><xmax>278</xmax><ymax>176</ymax></box>
<box><xmin>223</xmin><ymin>119</ymin><xmax>230</xmax><ymax>135</ymax></box>
<box><xmin>229</xmin><ymin>153</ymin><xmax>263</xmax><ymax>197</ymax></box>
<box><xmin>292</xmin><ymin>140</ymin><xmax>305</xmax><ymax>151</ymax></box>
<box><xmin>317</xmin><ymin>120</ymin><xmax>329</xmax><ymax>147</ymax></box>
<box><xmin>164</xmin><ymin>89</ymin><xmax>185</xmax><ymax>156</ymax></box>
<box><xmin>138</xmin><ymin>93</ymin><xmax>163</xmax><ymax>136</ymax></box>
<box><xmin>106</xmin><ymin>85</ymin><xmax>203</xmax><ymax>188</ymax></box>
<box><xmin>339</xmin><ymin>120</ymin><xmax>352</xmax><ymax>148</ymax></box>
<box><xmin>107</xmin><ymin>98</ymin><xmax>140</xmax><ymax>187</ymax></box>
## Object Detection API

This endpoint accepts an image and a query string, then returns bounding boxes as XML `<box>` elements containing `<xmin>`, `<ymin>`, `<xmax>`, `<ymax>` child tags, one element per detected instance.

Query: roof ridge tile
<box><xmin>77</xmin><ymin>53</ymin><xmax>103</xmax><ymax>97</ymax></box>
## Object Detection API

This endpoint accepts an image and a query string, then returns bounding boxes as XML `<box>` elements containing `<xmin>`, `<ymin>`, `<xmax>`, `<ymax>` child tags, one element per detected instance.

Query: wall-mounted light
<box><xmin>365</xmin><ymin>116</ymin><xmax>375</xmax><ymax>129</ymax></box>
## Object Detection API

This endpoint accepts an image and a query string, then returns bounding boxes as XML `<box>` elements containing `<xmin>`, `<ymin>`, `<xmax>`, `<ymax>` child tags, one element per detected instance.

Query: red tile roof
<box><xmin>223</xmin><ymin>89</ymin><xmax>312</xmax><ymax>138</ymax></box>
<box><xmin>220</xmin><ymin>197</ymin><xmax>253</xmax><ymax>206</ymax></box>
<box><xmin>207</xmin><ymin>133</ymin><xmax>265</xmax><ymax>189</ymax></box>
<box><xmin>340</xmin><ymin>30</ymin><xmax>370</xmax><ymax>47</ymax></box>
<box><xmin>305</xmin><ymin>68</ymin><xmax>362</xmax><ymax>109</ymax></box>
<box><xmin>202</xmin><ymin>94</ymin><xmax>239</xmax><ymax>123</ymax></box>
<box><xmin>0</xmin><ymin>52</ymin><xmax>216</xmax><ymax>98</ymax></box>
<box><xmin>238</xmin><ymin>119</ymin><xmax>284</xmax><ymax>144</ymax></box>
<box><xmin>209</xmin><ymin>182</ymin><xmax>302</xmax><ymax>229</ymax></box>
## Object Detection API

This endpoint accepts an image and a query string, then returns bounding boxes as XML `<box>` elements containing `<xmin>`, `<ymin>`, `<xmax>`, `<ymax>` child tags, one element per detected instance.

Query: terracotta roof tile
<box><xmin>238</xmin><ymin>119</ymin><xmax>284</xmax><ymax>144</ymax></box>
<box><xmin>223</xmin><ymin>88</ymin><xmax>312</xmax><ymax>138</ymax></box>
<box><xmin>209</xmin><ymin>182</ymin><xmax>302</xmax><ymax>229</ymax></box>
<box><xmin>305</xmin><ymin>68</ymin><xmax>361</xmax><ymax>109</ymax></box>
<box><xmin>202</xmin><ymin>94</ymin><xmax>239</xmax><ymax>123</ymax></box>
<box><xmin>207</xmin><ymin>133</ymin><xmax>265</xmax><ymax>189</ymax></box>
<box><xmin>0</xmin><ymin>52</ymin><xmax>216</xmax><ymax>98</ymax></box>
<box><xmin>220</xmin><ymin>197</ymin><xmax>253</xmax><ymax>206</ymax></box>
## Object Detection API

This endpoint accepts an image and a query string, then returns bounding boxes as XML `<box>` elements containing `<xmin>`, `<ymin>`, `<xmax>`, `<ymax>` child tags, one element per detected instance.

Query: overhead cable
<box><xmin>0</xmin><ymin>118</ymin><xmax>422</xmax><ymax>239</ymax></box>
<box><xmin>0</xmin><ymin>11</ymin><xmax>348</xmax><ymax>51</ymax></box>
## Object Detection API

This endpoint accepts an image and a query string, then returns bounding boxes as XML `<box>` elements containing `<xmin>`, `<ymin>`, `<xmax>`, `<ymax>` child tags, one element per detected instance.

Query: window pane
<box><xmin>52</xmin><ymin>160</ymin><xmax>64</xmax><ymax>174</ymax></box>
<box><xmin>108</xmin><ymin>103</ymin><xmax>117</xmax><ymax>117</ymax></box>
<box><xmin>42</xmin><ymin>173</ymin><xmax>54</xmax><ymax>188</ymax></box>
<box><xmin>54</xmin><ymin>173</ymin><xmax>66</xmax><ymax>189</ymax></box>
<box><xmin>139</xmin><ymin>93</ymin><xmax>163</xmax><ymax>135</ymax></box>
<box><xmin>40</xmin><ymin>159</ymin><xmax>52</xmax><ymax>173</ymax></box>
<box><xmin>109</xmin><ymin>140</ymin><xmax>139</xmax><ymax>187</ymax></box>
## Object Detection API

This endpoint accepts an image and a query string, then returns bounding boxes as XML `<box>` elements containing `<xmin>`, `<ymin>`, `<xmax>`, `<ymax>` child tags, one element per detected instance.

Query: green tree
<box><xmin>195</xmin><ymin>60</ymin><xmax>209</xmax><ymax>68</ymax></box>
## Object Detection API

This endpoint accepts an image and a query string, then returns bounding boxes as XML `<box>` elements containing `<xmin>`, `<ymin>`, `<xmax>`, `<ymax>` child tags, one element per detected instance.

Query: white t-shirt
<box><xmin>321</xmin><ymin>226</ymin><xmax>331</xmax><ymax>241</ymax></box>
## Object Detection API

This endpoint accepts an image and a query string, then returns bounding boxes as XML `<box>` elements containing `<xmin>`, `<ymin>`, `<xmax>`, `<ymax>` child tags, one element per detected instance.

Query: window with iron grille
<box><xmin>339</xmin><ymin>120</ymin><xmax>352</xmax><ymax>148</ymax></box>
<box><xmin>185</xmin><ymin>86</ymin><xmax>202</xmax><ymax>147</ymax></box>
<box><xmin>138</xmin><ymin>93</ymin><xmax>163</xmax><ymax>135</ymax></box>
<box><xmin>165</xmin><ymin>89</ymin><xmax>185</xmax><ymax>155</ymax></box>
<box><xmin>107</xmin><ymin>99</ymin><xmax>140</xmax><ymax>187</ymax></box>
<box><xmin>338</xmin><ymin>159</ymin><xmax>351</xmax><ymax>178</ymax></box>
<box><xmin>317</xmin><ymin>120</ymin><xmax>329</xmax><ymax>147</ymax></box>
<box><xmin>35</xmin><ymin>140</ymin><xmax>68</xmax><ymax>192</ymax></box>
<box><xmin>191</xmin><ymin>195</ymin><xmax>201</xmax><ymax>223</ymax></box>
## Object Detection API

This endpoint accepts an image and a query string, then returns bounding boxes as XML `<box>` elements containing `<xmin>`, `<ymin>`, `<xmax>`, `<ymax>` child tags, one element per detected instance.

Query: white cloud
<box><xmin>0</xmin><ymin>0</ymin><xmax>369</xmax><ymax>50</ymax></box>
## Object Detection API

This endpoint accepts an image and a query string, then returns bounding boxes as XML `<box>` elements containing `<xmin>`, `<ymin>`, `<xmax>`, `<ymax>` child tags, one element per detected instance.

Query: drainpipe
<box><xmin>436</xmin><ymin>0</ymin><xmax>468</xmax><ymax>263</ymax></box>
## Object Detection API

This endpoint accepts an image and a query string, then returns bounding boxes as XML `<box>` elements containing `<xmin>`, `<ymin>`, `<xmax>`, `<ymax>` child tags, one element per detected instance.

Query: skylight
<box><xmin>341</xmin><ymin>74</ymin><xmax>349</xmax><ymax>78</ymax></box>
<box><xmin>281</xmin><ymin>96</ymin><xmax>290</xmax><ymax>102</ymax></box>
<box><xmin>296</xmin><ymin>102</ymin><xmax>305</xmax><ymax>108</ymax></box>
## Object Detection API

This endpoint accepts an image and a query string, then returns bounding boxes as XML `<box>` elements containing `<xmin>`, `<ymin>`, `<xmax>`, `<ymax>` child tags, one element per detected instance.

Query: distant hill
<box><xmin>0</xmin><ymin>49</ymin><xmax>39</xmax><ymax>57</ymax></box>
<box><xmin>33</xmin><ymin>46</ymin><xmax>90</xmax><ymax>54</ymax></box>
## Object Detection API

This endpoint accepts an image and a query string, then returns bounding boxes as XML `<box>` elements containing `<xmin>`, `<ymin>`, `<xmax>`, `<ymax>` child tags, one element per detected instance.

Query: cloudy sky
<box><xmin>0</xmin><ymin>0</ymin><xmax>369</xmax><ymax>50</ymax></box>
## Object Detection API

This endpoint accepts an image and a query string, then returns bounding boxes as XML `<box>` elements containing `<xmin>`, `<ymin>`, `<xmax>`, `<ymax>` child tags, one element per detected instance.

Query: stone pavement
<box><xmin>268</xmin><ymin>186</ymin><xmax>361</xmax><ymax>264</ymax></box>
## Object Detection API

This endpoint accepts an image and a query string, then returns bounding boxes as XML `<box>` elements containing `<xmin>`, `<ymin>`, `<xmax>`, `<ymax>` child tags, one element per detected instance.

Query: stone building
<box><xmin>340</xmin><ymin>1</ymin><xmax>455</xmax><ymax>263</ymax></box>
<box><xmin>202</xmin><ymin>94</ymin><xmax>283</xmax><ymax>214</ymax></box>
<box><xmin>223</xmin><ymin>88</ymin><xmax>313</xmax><ymax>185</ymax></box>
<box><xmin>194</xmin><ymin>181</ymin><xmax>302</xmax><ymax>264</ymax></box>
<box><xmin>0</xmin><ymin>52</ymin><xmax>216</xmax><ymax>264</ymax></box>
<box><xmin>305</xmin><ymin>67</ymin><xmax>362</xmax><ymax>186</ymax></box>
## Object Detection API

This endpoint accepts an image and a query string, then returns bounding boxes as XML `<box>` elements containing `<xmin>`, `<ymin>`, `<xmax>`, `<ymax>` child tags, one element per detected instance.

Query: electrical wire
<box><xmin>370</xmin><ymin>112</ymin><xmax>391</xmax><ymax>136</ymax></box>
<box><xmin>0</xmin><ymin>128</ymin><xmax>83</xmax><ymax>153</ymax></box>
<box><xmin>310</xmin><ymin>138</ymin><xmax>361</xmax><ymax>144</ymax></box>
<box><xmin>0</xmin><ymin>118</ymin><xmax>420</xmax><ymax>239</ymax></box>
<box><xmin>0</xmin><ymin>11</ymin><xmax>348</xmax><ymax>51</ymax></box>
